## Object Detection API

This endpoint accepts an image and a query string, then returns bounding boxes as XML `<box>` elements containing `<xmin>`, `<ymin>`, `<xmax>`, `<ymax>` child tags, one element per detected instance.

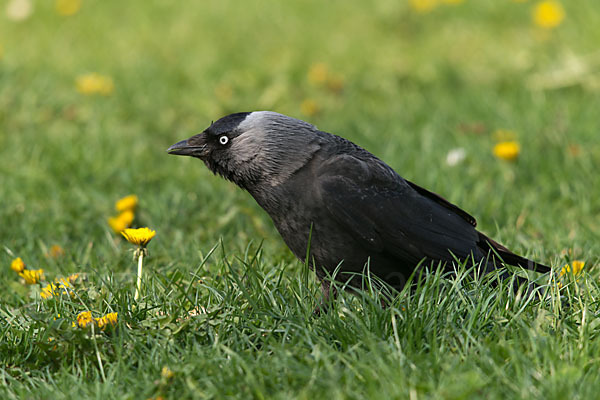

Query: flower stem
<box><xmin>134</xmin><ymin>250</ymin><xmax>144</xmax><ymax>301</ymax></box>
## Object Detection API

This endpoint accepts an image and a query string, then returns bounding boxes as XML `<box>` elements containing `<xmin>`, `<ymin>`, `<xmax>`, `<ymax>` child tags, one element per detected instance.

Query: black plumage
<box><xmin>168</xmin><ymin>111</ymin><xmax>550</xmax><ymax>299</ymax></box>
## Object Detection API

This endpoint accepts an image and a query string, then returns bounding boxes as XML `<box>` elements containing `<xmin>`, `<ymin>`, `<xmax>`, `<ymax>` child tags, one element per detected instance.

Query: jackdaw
<box><xmin>168</xmin><ymin>111</ymin><xmax>550</xmax><ymax>301</ymax></box>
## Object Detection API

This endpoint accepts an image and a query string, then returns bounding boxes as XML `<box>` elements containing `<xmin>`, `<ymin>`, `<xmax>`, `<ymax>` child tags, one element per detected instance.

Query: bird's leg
<box><xmin>313</xmin><ymin>279</ymin><xmax>338</xmax><ymax>315</ymax></box>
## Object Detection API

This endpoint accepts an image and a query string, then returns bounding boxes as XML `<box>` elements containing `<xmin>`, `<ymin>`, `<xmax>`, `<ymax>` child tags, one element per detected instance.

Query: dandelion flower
<box><xmin>76</xmin><ymin>311</ymin><xmax>93</xmax><ymax>328</ymax></box>
<box><xmin>533</xmin><ymin>1</ymin><xmax>565</xmax><ymax>29</ymax></box>
<box><xmin>96</xmin><ymin>312</ymin><xmax>118</xmax><ymax>330</ymax></box>
<box><xmin>300</xmin><ymin>99</ymin><xmax>319</xmax><ymax>117</ymax></box>
<box><xmin>558</xmin><ymin>260</ymin><xmax>584</xmax><ymax>288</ymax></box>
<box><xmin>40</xmin><ymin>283</ymin><xmax>60</xmax><ymax>299</ymax></box>
<box><xmin>55</xmin><ymin>0</ymin><xmax>81</xmax><ymax>16</ymax></box>
<box><xmin>108</xmin><ymin>210</ymin><xmax>135</xmax><ymax>234</ymax></box>
<box><xmin>76</xmin><ymin>73</ymin><xmax>114</xmax><ymax>96</ymax></box>
<box><xmin>67</xmin><ymin>273</ymin><xmax>80</xmax><ymax>283</ymax></box>
<box><xmin>308</xmin><ymin>63</ymin><xmax>329</xmax><ymax>85</ymax></box>
<box><xmin>19</xmin><ymin>269</ymin><xmax>44</xmax><ymax>284</ymax></box>
<box><xmin>57</xmin><ymin>277</ymin><xmax>69</xmax><ymax>286</ymax></box>
<box><xmin>493</xmin><ymin>141</ymin><xmax>520</xmax><ymax>161</ymax></box>
<box><xmin>40</xmin><ymin>284</ymin><xmax>55</xmax><ymax>299</ymax></box>
<box><xmin>41</xmin><ymin>277</ymin><xmax>75</xmax><ymax>299</ymax></box>
<box><xmin>121</xmin><ymin>227</ymin><xmax>156</xmax><ymax>247</ymax></box>
<box><xmin>409</xmin><ymin>0</ymin><xmax>438</xmax><ymax>13</ymax></box>
<box><xmin>95</xmin><ymin>317</ymin><xmax>107</xmax><ymax>329</ymax></box>
<box><xmin>115</xmin><ymin>194</ymin><xmax>138</xmax><ymax>213</ymax></box>
<box><xmin>122</xmin><ymin>227</ymin><xmax>156</xmax><ymax>301</ymax></box>
<box><xmin>104</xmin><ymin>312</ymin><xmax>118</xmax><ymax>325</ymax></box>
<box><xmin>560</xmin><ymin>260</ymin><xmax>585</xmax><ymax>277</ymax></box>
<box><xmin>47</xmin><ymin>244</ymin><xmax>65</xmax><ymax>259</ymax></box>
<box><xmin>10</xmin><ymin>257</ymin><xmax>25</xmax><ymax>273</ymax></box>
<box><xmin>161</xmin><ymin>366</ymin><xmax>175</xmax><ymax>380</ymax></box>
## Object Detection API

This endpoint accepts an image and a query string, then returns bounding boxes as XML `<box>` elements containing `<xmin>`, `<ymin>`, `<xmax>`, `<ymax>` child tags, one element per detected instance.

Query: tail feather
<box><xmin>478</xmin><ymin>232</ymin><xmax>551</xmax><ymax>274</ymax></box>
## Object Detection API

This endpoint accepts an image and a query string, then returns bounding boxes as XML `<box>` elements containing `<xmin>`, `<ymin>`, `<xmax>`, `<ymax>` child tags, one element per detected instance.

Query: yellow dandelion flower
<box><xmin>56</xmin><ymin>277</ymin><xmax>73</xmax><ymax>289</ymax></box>
<box><xmin>10</xmin><ymin>257</ymin><xmax>25</xmax><ymax>273</ymax></box>
<box><xmin>40</xmin><ymin>284</ymin><xmax>54</xmax><ymax>299</ymax></box>
<box><xmin>121</xmin><ymin>227</ymin><xmax>156</xmax><ymax>247</ymax></box>
<box><xmin>76</xmin><ymin>73</ymin><xmax>114</xmax><ymax>96</ymax></box>
<box><xmin>409</xmin><ymin>0</ymin><xmax>438</xmax><ymax>13</ymax></box>
<box><xmin>96</xmin><ymin>312</ymin><xmax>118</xmax><ymax>330</ymax></box>
<box><xmin>108</xmin><ymin>210</ymin><xmax>135</xmax><ymax>234</ymax></box>
<box><xmin>560</xmin><ymin>260</ymin><xmax>585</xmax><ymax>277</ymax></box>
<box><xmin>96</xmin><ymin>317</ymin><xmax>107</xmax><ymax>329</ymax></box>
<box><xmin>67</xmin><ymin>273</ymin><xmax>80</xmax><ymax>283</ymax></box>
<box><xmin>115</xmin><ymin>194</ymin><xmax>138</xmax><ymax>213</ymax></box>
<box><xmin>533</xmin><ymin>1</ymin><xmax>565</xmax><ymax>29</ymax></box>
<box><xmin>47</xmin><ymin>244</ymin><xmax>65</xmax><ymax>259</ymax></box>
<box><xmin>558</xmin><ymin>260</ymin><xmax>584</xmax><ymax>288</ymax></box>
<box><xmin>104</xmin><ymin>312</ymin><xmax>118</xmax><ymax>325</ymax></box>
<box><xmin>124</xmin><ymin>228</ymin><xmax>156</xmax><ymax>301</ymax></box>
<box><xmin>571</xmin><ymin>260</ymin><xmax>585</xmax><ymax>274</ymax></box>
<box><xmin>300</xmin><ymin>99</ymin><xmax>319</xmax><ymax>117</ymax></box>
<box><xmin>19</xmin><ymin>269</ymin><xmax>44</xmax><ymax>284</ymax></box>
<box><xmin>40</xmin><ymin>283</ymin><xmax>59</xmax><ymax>299</ymax></box>
<box><xmin>55</xmin><ymin>0</ymin><xmax>81</xmax><ymax>16</ymax></box>
<box><xmin>41</xmin><ymin>276</ymin><xmax>77</xmax><ymax>300</ymax></box>
<box><xmin>308</xmin><ymin>63</ymin><xmax>329</xmax><ymax>85</ymax></box>
<box><xmin>161</xmin><ymin>366</ymin><xmax>175</xmax><ymax>380</ymax></box>
<box><xmin>76</xmin><ymin>311</ymin><xmax>93</xmax><ymax>328</ymax></box>
<box><xmin>493</xmin><ymin>141</ymin><xmax>520</xmax><ymax>161</ymax></box>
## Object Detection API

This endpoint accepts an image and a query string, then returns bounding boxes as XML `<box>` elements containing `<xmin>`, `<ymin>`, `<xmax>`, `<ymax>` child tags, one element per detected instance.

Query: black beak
<box><xmin>167</xmin><ymin>133</ymin><xmax>208</xmax><ymax>157</ymax></box>
<box><xmin>167</xmin><ymin>139</ymin><xmax>194</xmax><ymax>156</ymax></box>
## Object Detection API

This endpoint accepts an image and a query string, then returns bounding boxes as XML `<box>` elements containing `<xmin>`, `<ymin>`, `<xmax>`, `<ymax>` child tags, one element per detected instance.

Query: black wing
<box><xmin>406</xmin><ymin>179</ymin><xmax>549</xmax><ymax>272</ymax></box>
<box><xmin>405</xmin><ymin>179</ymin><xmax>477</xmax><ymax>227</ymax></box>
<box><xmin>316</xmin><ymin>155</ymin><xmax>482</xmax><ymax>266</ymax></box>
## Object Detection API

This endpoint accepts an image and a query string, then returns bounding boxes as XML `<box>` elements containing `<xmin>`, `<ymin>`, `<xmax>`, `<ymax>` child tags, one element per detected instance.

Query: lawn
<box><xmin>1</xmin><ymin>0</ymin><xmax>600</xmax><ymax>398</ymax></box>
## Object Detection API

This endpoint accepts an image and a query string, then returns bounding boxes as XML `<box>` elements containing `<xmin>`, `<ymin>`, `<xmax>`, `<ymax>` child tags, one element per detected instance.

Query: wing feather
<box><xmin>317</xmin><ymin>155</ymin><xmax>481</xmax><ymax>265</ymax></box>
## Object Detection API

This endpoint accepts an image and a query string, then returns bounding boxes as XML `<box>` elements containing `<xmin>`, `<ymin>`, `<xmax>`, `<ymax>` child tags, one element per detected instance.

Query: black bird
<box><xmin>168</xmin><ymin>111</ymin><xmax>550</xmax><ymax>301</ymax></box>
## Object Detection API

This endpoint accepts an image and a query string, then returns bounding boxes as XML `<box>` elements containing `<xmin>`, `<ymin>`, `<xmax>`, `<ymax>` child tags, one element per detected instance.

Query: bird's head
<box><xmin>167</xmin><ymin>111</ymin><xmax>321</xmax><ymax>189</ymax></box>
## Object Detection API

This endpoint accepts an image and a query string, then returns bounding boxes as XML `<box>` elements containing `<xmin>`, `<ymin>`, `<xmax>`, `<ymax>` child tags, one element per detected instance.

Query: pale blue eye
<box><xmin>219</xmin><ymin>136</ymin><xmax>229</xmax><ymax>145</ymax></box>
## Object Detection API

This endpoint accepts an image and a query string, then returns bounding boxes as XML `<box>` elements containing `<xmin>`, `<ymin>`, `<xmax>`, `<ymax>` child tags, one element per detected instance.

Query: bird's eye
<box><xmin>219</xmin><ymin>135</ymin><xmax>229</xmax><ymax>145</ymax></box>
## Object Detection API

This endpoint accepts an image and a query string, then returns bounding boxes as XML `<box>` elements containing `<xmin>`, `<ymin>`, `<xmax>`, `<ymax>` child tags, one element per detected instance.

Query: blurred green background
<box><xmin>1</xmin><ymin>0</ymin><xmax>600</xmax><ymax>397</ymax></box>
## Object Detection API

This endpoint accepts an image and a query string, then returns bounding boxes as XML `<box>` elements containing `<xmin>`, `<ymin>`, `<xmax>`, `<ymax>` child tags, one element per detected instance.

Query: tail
<box><xmin>478</xmin><ymin>232</ymin><xmax>551</xmax><ymax>274</ymax></box>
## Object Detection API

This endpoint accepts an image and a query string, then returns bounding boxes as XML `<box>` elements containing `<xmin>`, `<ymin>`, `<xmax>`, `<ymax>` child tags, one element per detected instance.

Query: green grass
<box><xmin>1</xmin><ymin>0</ymin><xmax>600</xmax><ymax>398</ymax></box>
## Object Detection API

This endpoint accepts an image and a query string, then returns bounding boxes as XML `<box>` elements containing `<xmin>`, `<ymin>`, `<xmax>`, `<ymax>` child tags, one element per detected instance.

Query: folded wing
<box><xmin>317</xmin><ymin>155</ymin><xmax>482</xmax><ymax>267</ymax></box>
